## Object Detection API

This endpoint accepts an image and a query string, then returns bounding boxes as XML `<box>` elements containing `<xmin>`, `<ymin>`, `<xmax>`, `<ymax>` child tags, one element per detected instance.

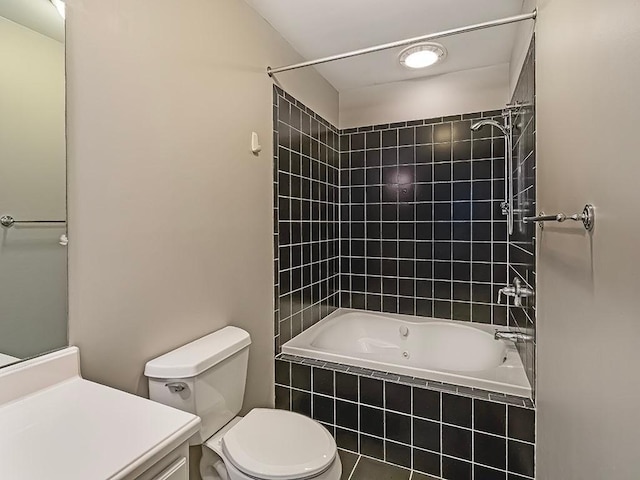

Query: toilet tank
<box><xmin>144</xmin><ymin>326</ymin><xmax>251</xmax><ymax>444</ymax></box>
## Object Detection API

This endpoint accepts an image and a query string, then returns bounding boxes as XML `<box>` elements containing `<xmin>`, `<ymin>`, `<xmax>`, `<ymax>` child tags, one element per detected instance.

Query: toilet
<box><xmin>144</xmin><ymin>326</ymin><xmax>341</xmax><ymax>480</ymax></box>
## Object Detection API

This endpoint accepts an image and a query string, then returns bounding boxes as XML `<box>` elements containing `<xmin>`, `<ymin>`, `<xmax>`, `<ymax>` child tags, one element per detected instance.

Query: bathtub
<box><xmin>282</xmin><ymin>309</ymin><xmax>531</xmax><ymax>398</ymax></box>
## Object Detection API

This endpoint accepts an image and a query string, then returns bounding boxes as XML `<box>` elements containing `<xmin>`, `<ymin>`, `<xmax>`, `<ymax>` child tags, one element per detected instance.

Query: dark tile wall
<box><xmin>339</xmin><ymin>113</ymin><xmax>510</xmax><ymax>325</ymax></box>
<box><xmin>276</xmin><ymin>355</ymin><xmax>535</xmax><ymax>480</ymax></box>
<box><xmin>508</xmin><ymin>37</ymin><xmax>536</xmax><ymax>394</ymax></box>
<box><xmin>273</xmin><ymin>87</ymin><xmax>340</xmax><ymax>353</ymax></box>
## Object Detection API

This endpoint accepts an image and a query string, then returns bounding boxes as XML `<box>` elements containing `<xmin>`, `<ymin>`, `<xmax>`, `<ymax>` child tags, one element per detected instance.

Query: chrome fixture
<box><xmin>523</xmin><ymin>204</ymin><xmax>595</xmax><ymax>232</ymax></box>
<box><xmin>497</xmin><ymin>278</ymin><xmax>534</xmax><ymax>307</ymax></box>
<box><xmin>471</xmin><ymin>116</ymin><xmax>514</xmax><ymax>235</ymax></box>
<box><xmin>165</xmin><ymin>382</ymin><xmax>188</xmax><ymax>393</ymax></box>
<box><xmin>494</xmin><ymin>330</ymin><xmax>533</xmax><ymax>343</ymax></box>
<box><xmin>267</xmin><ymin>10</ymin><xmax>537</xmax><ymax>76</ymax></box>
<box><xmin>0</xmin><ymin>215</ymin><xmax>66</xmax><ymax>228</ymax></box>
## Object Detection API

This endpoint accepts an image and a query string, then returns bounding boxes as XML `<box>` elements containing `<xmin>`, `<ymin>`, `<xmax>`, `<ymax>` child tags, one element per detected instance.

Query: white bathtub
<box><xmin>282</xmin><ymin>309</ymin><xmax>531</xmax><ymax>398</ymax></box>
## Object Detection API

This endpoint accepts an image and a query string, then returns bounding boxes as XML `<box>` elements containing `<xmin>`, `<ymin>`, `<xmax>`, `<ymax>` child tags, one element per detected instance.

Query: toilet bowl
<box><xmin>201</xmin><ymin>410</ymin><xmax>341</xmax><ymax>480</ymax></box>
<box><xmin>144</xmin><ymin>326</ymin><xmax>341</xmax><ymax>480</ymax></box>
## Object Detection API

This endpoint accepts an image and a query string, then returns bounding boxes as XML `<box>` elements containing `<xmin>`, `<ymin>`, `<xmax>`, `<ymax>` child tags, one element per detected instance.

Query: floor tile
<box><xmin>338</xmin><ymin>449</ymin><xmax>358</xmax><ymax>480</ymax></box>
<box><xmin>351</xmin><ymin>456</ymin><xmax>411</xmax><ymax>480</ymax></box>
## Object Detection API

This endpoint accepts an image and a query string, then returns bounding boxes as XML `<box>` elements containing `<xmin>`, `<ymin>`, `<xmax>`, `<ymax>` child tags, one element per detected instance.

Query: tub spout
<box><xmin>494</xmin><ymin>330</ymin><xmax>533</xmax><ymax>343</ymax></box>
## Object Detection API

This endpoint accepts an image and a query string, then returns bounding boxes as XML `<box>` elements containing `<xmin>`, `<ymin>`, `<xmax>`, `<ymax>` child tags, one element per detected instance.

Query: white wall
<box><xmin>536</xmin><ymin>0</ymin><xmax>640</xmax><ymax>477</ymax></box>
<box><xmin>65</xmin><ymin>0</ymin><xmax>338</xmax><ymax>411</ymax></box>
<box><xmin>0</xmin><ymin>16</ymin><xmax>66</xmax><ymax>359</ymax></box>
<box><xmin>339</xmin><ymin>63</ymin><xmax>510</xmax><ymax>128</ymax></box>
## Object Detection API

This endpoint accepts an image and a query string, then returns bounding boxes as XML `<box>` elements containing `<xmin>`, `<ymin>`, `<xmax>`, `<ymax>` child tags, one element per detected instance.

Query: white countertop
<box><xmin>0</xmin><ymin>348</ymin><xmax>201</xmax><ymax>480</ymax></box>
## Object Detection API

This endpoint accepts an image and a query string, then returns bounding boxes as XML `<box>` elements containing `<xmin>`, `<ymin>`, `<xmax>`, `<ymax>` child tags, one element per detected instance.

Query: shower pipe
<box><xmin>267</xmin><ymin>10</ymin><xmax>537</xmax><ymax>76</ymax></box>
<box><xmin>470</xmin><ymin>114</ymin><xmax>514</xmax><ymax>236</ymax></box>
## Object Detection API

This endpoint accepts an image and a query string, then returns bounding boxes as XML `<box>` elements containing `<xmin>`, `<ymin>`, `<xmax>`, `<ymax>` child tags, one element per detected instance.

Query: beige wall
<box><xmin>66</xmin><ymin>0</ymin><xmax>338</xmax><ymax>411</ymax></box>
<box><xmin>339</xmin><ymin>63</ymin><xmax>510</xmax><ymax>128</ymax></box>
<box><xmin>0</xmin><ymin>16</ymin><xmax>66</xmax><ymax>359</ymax></box>
<box><xmin>536</xmin><ymin>0</ymin><xmax>640</xmax><ymax>478</ymax></box>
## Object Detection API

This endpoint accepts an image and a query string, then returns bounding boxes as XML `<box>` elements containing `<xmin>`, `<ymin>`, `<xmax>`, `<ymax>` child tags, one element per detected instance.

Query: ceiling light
<box><xmin>399</xmin><ymin>43</ymin><xmax>446</xmax><ymax>69</ymax></box>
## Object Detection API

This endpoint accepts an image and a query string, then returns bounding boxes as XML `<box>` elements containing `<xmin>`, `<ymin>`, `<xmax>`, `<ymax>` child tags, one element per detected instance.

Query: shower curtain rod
<box><xmin>267</xmin><ymin>10</ymin><xmax>537</xmax><ymax>76</ymax></box>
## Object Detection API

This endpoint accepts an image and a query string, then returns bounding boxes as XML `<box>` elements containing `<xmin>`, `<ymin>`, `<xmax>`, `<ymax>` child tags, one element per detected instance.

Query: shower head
<box><xmin>470</xmin><ymin>119</ymin><xmax>509</xmax><ymax>137</ymax></box>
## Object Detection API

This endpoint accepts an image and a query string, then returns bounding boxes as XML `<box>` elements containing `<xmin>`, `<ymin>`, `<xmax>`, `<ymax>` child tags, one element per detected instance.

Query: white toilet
<box><xmin>144</xmin><ymin>326</ymin><xmax>341</xmax><ymax>480</ymax></box>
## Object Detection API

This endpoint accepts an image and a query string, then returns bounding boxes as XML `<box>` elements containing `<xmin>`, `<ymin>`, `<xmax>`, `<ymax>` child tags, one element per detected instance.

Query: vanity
<box><xmin>0</xmin><ymin>347</ymin><xmax>200</xmax><ymax>479</ymax></box>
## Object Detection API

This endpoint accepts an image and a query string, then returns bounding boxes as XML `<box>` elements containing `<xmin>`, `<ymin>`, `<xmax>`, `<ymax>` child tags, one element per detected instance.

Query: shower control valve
<box><xmin>497</xmin><ymin>278</ymin><xmax>534</xmax><ymax>307</ymax></box>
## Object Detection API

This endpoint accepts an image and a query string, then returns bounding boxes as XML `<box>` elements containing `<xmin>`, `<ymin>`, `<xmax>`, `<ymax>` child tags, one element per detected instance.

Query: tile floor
<box><xmin>339</xmin><ymin>449</ymin><xmax>438</xmax><ymax>480</ymax></box>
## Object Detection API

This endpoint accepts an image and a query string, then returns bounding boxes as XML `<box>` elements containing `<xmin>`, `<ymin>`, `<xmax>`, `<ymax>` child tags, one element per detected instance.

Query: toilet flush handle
<box><xmin>165</xmin><ymin>381</ymin><xmax>188</xmax><ymax>393</ymax></box>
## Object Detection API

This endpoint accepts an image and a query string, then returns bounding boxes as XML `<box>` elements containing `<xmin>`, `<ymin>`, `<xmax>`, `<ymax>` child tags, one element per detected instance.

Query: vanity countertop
<box><xmin>0</xmin><ymin>347</ymin><xmax>200</xmax><ymax>480</ymax></box>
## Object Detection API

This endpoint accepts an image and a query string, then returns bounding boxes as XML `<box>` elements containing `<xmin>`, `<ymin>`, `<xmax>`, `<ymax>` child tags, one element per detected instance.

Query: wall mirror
<box><xmin>0</xmin><ymin>0</ymin><xmax>67</xmax><ymax>368</ymax></box>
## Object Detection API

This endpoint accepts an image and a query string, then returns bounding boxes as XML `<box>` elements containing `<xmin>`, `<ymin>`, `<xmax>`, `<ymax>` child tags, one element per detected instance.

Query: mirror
<box><xmin>0</xmin><ymin>0</ymin><xmax>67</xmax><ymax>368</ymax></box>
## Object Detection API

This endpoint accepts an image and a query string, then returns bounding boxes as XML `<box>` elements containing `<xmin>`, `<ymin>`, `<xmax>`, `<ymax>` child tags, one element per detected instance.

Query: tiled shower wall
<box><xmin>273</xmin><ymin>88</ymin><xmax>340</xmax><ymax>353</ymax></box>
<box><xmin>508</xmin><ymin>38</ymin><xmax>536</xmax><ymax>392</ymax></box>
<box><xmin>339</xmin><ymin>114</ymin><xmax>509</xmax><ymax>325</ymax></box>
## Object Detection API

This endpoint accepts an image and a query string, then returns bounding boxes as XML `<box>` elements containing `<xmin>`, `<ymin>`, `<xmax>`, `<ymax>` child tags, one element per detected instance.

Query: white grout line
<box><xmin>346</xmin><ymin>455</ymin><xmax>361</xmax><ymax>480</ymax></box>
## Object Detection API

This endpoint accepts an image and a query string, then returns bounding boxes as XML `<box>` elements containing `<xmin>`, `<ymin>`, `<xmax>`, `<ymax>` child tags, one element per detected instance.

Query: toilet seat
<box><xmin>221</xmin><ymin>408</ymin><xmax>337</xmax><ymax>480</ymax></box>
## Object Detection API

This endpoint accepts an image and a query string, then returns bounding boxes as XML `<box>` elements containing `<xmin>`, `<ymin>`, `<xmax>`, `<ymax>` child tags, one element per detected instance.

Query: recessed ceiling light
<box><xmin>399</xmin><ymin>43</ymin><xmax>447</xmax><ymax>69</ymax></box>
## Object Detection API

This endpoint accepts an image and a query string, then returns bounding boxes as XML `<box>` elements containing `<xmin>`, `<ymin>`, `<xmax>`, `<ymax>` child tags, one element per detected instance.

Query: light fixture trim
<box><xmin>399</xmin><ymin>42</ymin><xmax>447</xmax><ymax>69</ymax></box>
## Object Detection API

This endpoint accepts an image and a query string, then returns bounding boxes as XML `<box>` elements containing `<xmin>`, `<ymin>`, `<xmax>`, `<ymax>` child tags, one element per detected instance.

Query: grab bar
<box><xmin>0</xmin><ymin>215</ymin><xmax>66</xmax><ymax>228</ymax></box>
<box><xmin>523</xmin><ymin>204</ymin><xmax>594</xmax><ymax>231</ymax></box>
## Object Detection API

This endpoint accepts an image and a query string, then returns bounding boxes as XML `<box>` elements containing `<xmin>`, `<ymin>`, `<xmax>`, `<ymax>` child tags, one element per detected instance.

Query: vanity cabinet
<box><xmin>135</xmin><ymin>443</ymin><xmax>189</xmax><ymax>480</ymax></box>
<box><xmin>0</xmin><ymin>348</ymin><xmax>200</xmax><ymax>480</ymax></box>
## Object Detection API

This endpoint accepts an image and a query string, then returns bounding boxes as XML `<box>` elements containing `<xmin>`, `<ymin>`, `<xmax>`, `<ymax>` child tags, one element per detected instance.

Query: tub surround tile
<box><xmin>291</xmin><ymin>363</ymin><xmax>311</xmax><ymax>390</ymax></box>
<box><xmin>413</xmin><ymin>448</ymin><xmax>441</xmax><ymax>477</ymax></box>
<box><xmin>341</xmin><ymin>111</ymin><xmax>509</xmax><ymax>327</ymax></box>
<box><xmin>313</xmin><ymin>367</ymin><xmax>334</xmax><ymax>396</ymax></box>
<box><xmin>275</xmin><ymin>357</ymin><xmax>534</xmax><ymax>479</ymax></box>
<box><xmin>442</xmin><ymin>425</ymin><xmax>472</xmax><ymax>461</ymax></box>
<box><xmin>360</xmin><ymin>377</ymin><xmax>384</xmax><ymax>407</ymax></box>
<box><xmin>360</xmin><ymin>434</ymin><xmax>384</xmax><ymax>460</ymax></box>
<box><xmin>278</xmin><ymin>352</ymin><xmax>533</xmax><ymax>408</ymax></box>
<box><xmin>475</xmin><ymin>464</ymin><xmax>507</xmax><ymax>480</ymax></box>
<box><xmin>508</xmin><ymin>440</ymin><xmax>535</xmax><ymax>478</ymax></box>
<box><xmin>385</xmin><ymin>440</ymin><xmax>412</xmax><ymax>469</ymax></box>
<box><xmin>507</xmin><ymin>406</ymin><xmax>536</xmax><ymax>443</ymax></box>
<box><xmin>442</xmin><ymin>393</ymin><xmax>472</xmax><ymax>428</ymax></box>
<box><xmin>351</xmin><ymin>456</ymin><xmax>410</xmax><ymax>480</ymax></box>
<box><xmin>273</xmin><ymin>88</ymin><xmax>340</xmax><ymax>354</ymax></box>
<box><xmin>336</xmin><ymin>372</ymin><xmax>359</xmax><ymax>401</ymax></box>
<box><xmin>442</xmin><ymin>456</ymin><xmax>472</xmax><ymax>480</ymax></box>
<box><xmin>386</xmin><ymin>382</ymin><xmax>412</xmax><ymax>414</ymax></box>
<box><xmin>508</xmin><ymin>38</ymin><xmax>537</xmax><ymax>396</ymax></box>
<box><xmin>475</xmin><ymin>432</ymin><xmax>507</xmax><ymax>470</ymax></box>
<box><xmin>474</xmin><ymin>399</ymin><xmax>506</xmax><ymax>436</ymax></box>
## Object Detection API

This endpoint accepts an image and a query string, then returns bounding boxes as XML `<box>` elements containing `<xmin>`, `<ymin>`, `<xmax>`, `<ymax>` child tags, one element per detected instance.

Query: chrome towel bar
<box><xmin>0</xmin><ymin>215</ymin><xmax>66</xmax><ymax>228</ymax></box>
<box><xmin>523</xmin><ymin>204</ymin><xmax>595</xmax><ymax>231</ymax></box>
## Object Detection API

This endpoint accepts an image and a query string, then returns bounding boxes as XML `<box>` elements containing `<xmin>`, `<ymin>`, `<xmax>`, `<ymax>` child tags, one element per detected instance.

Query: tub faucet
<box><xmin>494</xmin><ymin>331</ymin><xmax>533</xmax><ymax>343</ymax></box>
<box><xmin>497</xmin><ymin>278</ymin><xmax>534</xmax><ymax>307</ymax></box>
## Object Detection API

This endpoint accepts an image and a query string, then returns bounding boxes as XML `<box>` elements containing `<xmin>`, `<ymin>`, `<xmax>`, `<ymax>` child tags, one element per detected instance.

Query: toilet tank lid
<box><xmin>144</xmin><ymin>326</ymin><xmax>251</xmax><ymax>379</ymax></box>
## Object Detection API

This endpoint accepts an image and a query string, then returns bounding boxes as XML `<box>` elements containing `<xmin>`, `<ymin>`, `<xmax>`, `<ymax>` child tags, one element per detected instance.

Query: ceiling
<box><xmin>245</xmin><ymin>0</ymin><xmax>527</xmax><ymax>91</ymax></box>
<box><xmin>0</xmin><ymin>0</ymin><xmax>64</xmax><ymax>42</ymax></box>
